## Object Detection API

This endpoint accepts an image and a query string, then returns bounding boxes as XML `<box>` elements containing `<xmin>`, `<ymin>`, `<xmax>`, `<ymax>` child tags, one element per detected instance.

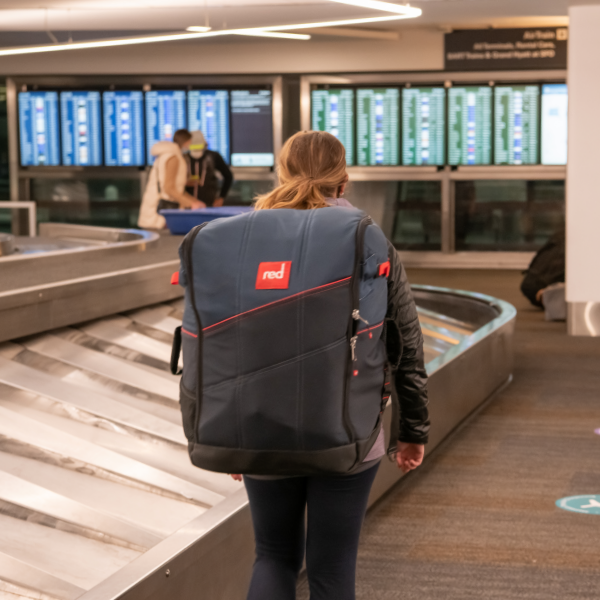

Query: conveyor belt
<box><xmin>0</xmin><ymin>290</ymin><xmax>516</xmax><ymax>600</ymax></box>
<box><xmin>0</xmin><ymin>300</ymin><xmax>240</xmax><ymax>599</ymax></box>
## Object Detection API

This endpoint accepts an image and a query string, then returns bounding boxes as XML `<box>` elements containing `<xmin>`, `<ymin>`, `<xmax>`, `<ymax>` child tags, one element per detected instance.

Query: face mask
<box><xmin>190</xmin><ymin>142</ymin><xmax>205</xmax><ymax>160</ymax></box>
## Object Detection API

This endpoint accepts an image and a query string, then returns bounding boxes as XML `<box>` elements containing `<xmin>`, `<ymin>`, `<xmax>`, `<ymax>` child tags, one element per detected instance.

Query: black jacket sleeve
<box><xmin>386</xmin><ymin>241</ymin><xmax>430</xmax><ymax>444</ymax></box>
<box><xmin>211</xmin><ymin>152</ymin><xmax>234</xmax><ymax>199</ymax></box>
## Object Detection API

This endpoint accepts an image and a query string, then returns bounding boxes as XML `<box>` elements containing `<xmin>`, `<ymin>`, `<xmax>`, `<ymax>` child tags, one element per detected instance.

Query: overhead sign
<box><xmin>556</xmin><ymin>495</ymin><xmax>600</xmax><ymax>515</ymax></box>
<box><xmin>445</xmin><ymin>28</ymin><xmax>568</xmax><ymax>71</ymax></box>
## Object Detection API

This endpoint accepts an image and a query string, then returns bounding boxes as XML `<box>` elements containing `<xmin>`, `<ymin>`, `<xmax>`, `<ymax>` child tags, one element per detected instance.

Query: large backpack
<box><xmin>172</xmin><ymin>207</ymin><xmax>392</xmax><ymax>476</ymax></box>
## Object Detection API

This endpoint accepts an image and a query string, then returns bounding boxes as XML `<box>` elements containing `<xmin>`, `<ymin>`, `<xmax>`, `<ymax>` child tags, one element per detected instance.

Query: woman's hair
<box><xmin>173</xmin><ymin>129</ymin><xmax>192</xmax><ymax>147</ymax></box>
<box><xmin>255</xmin><ymin>131</ymin><xmax>347</xmax><ymax>211</ymax></box>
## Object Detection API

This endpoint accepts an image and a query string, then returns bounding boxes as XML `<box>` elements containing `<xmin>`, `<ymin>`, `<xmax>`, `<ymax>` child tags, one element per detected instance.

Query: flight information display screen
<box><xmin>60</xmin><ymin>91</ymin><xmax>102</xmax><ymax>166</ymax></box>
<box><xmin>230</xmin><ymin>89</ymin><xmax>274</xmax><ymax>167</ymax></box>
<box><xmin>541</xmin><ymin>84</ymin><xmax>568</xmax><ymax>166</ymax></box>
<box><xmin>18</xmin><ymin>91</ymin><xmax>61</xmax><ymax>166</ymax></box>
<box><xmin>402</xmin><ymin>87</ymin><xmax>446</xmax><ymax>166</ymax></box>
<box><xmin>103</xmin><ymin>91</ymin><xmax>145</xmax><ymax>167</ymax></box>
<box><xmin>494</xmin><ymin>86</ymin><xmax>540</xmax><ymax>165</ymax></box>
<box><xmin>448</xmin><ymin>87</ymin><xmax>492</xmax><ymax>165</ymax></box>
<box><xmin>188</xmin><ymin>90</ymin><xmax>230</xmax><ymax>163</ymax></box>
<box><xmin>145</xmin><ymin>90</ymin><xmax>187</xmax><ymax>163</ymax></box>
<box><xmin>311</xmin><ymin>89</ymin><xmax>355</xmax><ymax>165</ymax></box>
<box><xmin>356</xmin><ymin>88</ymin><xmax>399</xmax><ymax>166</ymax></box>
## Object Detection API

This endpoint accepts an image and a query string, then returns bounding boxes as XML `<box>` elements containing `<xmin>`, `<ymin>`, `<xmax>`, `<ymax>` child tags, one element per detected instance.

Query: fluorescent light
<box><xmin>0</xmin><ymin>1</ymin><xmax>420</xmax><ymax>56</ymax></box>
<box><xmin>178</xmin><ymin>25</ymin><xmax>212</xmax><ymax>33</ymax></box>
<box><xmin>188</xmin><ymin>27</ymin><xmax>310</xmax><ymax>40</ymax></box>
<box><xmin>0</xmin><ymin>30</ymin><xmax>220</xmax><ymax>56</ymax></box>
<box><xmin>232</xmin><ymin>31</ymin><xmax>311</xmax><ymax>40</ymax></box>
<box><xmin>326</xmin><ymin>0</ymin><xmax>421</xmax><ymax>16</ymax></box>
<box><xmin>238</xmin><ymin>14</ymin><xmax>418</xmax><ymax>34</ymax></box>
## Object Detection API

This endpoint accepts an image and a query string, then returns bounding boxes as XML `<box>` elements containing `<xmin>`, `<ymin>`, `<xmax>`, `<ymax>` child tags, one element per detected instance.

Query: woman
<box><xmin>232</xmin><ymin>131</ymin><xmax>430</xmax><ymax>600</ymax></box>
<box><xmin>138</xmin><ymin>129</ymin><xmax>204</xmax><ymax>230</ymax></box>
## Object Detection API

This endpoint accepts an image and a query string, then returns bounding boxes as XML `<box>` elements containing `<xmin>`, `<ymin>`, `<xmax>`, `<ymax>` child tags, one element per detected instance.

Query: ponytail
<box><xmin>255</xmin><ymin>131</ymin><xmax>347</xmax><ymax>211</ymax></box>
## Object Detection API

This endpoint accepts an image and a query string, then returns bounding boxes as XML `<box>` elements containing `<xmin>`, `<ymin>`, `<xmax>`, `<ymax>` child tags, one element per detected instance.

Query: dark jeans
<box><xmin>243</xmin><ymin>463</ymin><xmax>379</xmax><ymax>600</ymax></box>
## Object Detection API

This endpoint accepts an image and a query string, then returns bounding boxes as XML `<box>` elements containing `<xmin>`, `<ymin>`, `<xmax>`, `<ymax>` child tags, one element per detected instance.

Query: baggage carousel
<box><xmin>0</xmin><ymin>224</ymin><xmax>516</xmax><ymax>600</ymax></box>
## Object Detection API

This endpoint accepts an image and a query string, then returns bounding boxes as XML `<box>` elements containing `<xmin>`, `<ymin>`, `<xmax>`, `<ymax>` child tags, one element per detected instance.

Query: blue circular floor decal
<box><xmin>556</xmin><ymin>495</ymin><xmax>600</xmax><ymax>514</ymax></box>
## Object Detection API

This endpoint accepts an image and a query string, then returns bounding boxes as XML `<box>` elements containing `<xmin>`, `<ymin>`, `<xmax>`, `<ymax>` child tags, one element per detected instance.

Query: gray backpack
<box><xmin>172</xmin><ymin>207</ymin><xmax>393</xmax><ymax>475</ymax></box>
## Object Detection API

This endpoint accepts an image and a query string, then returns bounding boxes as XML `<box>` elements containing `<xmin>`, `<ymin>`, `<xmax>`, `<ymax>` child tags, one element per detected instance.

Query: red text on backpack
<box><xmin>256</xmin><ymin>261</ymin><xmax>292</xmax><ymax>290</ymax></box>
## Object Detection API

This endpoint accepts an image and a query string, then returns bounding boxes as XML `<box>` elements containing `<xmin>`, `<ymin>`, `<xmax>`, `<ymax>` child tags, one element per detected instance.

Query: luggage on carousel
<box><xmin>172</xmin><ymin>207</ymin><xmax>393</xmax><ymax>475</ymax></box>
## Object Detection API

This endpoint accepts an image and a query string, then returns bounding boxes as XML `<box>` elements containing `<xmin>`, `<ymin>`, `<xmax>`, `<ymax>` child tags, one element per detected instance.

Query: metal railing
<box><xmin>0</xmin><ymin>201</ymin><xmax>37</xmax><ymax>237</ymax></box>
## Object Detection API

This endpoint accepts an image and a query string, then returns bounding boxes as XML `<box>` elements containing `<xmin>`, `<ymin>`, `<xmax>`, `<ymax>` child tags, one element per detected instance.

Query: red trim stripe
<box><xmin>182</xmin><ymin>328</ymin><xmax>198</xmax><ymax>338</ymax></box>
<box><xmin>202</xmin><ymin>277</ymin><xmax>352</xmax><ymax>332</ymax></box>
<box><xmin>358</xmin><ymin>321</ymin><xmax>384</xmax><ymax>335</ymax></box>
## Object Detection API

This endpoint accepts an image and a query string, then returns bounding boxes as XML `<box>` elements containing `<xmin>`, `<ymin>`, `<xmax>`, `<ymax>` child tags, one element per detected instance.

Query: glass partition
<box><xmin>29</xmin><ymin>178</ymin><xmax>275</xmax><ymax>228</ymax></box>
<box><xmin>344</xmin><ymin>180</ymin><xmax>441</xmax><ymax>250</ymax></box>
<box><xmin>392</xmin><ymin>181</ymin><xmax>442</xmax><ymax>250</ymax></box>
<box><xmin>455</xmin><ymin>180</ymin><xmax>565</xmax><ymax>251</ymax></box>
<box><xmin>226</xmin><ymin>180</ymin><xmax>275</xmax><ymax>206</ymax></box>
<box><xmin>31</xmin><ymin>179</ymin><xmax>142</xmax><ymax>228</ymax></box>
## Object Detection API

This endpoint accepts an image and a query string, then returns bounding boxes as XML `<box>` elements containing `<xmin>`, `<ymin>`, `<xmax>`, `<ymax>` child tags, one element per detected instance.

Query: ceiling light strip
<box><xmin>232</xmin><ymin>31</ymin><xmax>311</xmax><ymax>40</ymax></box>
<box><xmin>326</xmin><ymin>0</ymin><xmax>420</xmax><ymax>16</ymax></box>
<box><xmin>188</xmin><ymin>13</ymin><xmax>420</xmax><ymax>35</ymax></box>
<box><xmin>0</xmin><ymin>30</ymin><xmax>219</xmax><ymax>56</ymax></box>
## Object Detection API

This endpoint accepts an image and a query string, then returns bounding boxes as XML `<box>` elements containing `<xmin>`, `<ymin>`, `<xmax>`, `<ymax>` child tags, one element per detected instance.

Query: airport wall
<box><xmin>566</xmin><ymin>3</ymin><xmax>600</xmax><ymax>304</ymax></box>
<box><xmin>0</xmin><ymin>28</ymin><xmax>444</xmax><ymax>75</ymax></box>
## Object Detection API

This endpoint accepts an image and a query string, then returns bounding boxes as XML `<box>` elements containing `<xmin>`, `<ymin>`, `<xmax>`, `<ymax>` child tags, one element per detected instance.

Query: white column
<box><xmin>566</xmin><ymin>2</ymin><xmax>600</xmax><ymax>335</ymax></box>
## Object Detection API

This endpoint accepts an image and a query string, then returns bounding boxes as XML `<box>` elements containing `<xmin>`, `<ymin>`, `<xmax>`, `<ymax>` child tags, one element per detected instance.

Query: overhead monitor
<box><xmin>145</xmin><ymin>90</ymin><xmax>187</xmax><ymax>164</ymax></box>
<box><xmin>188</xmin><ymin>90</ymin><xmax>230</xmax><ymax>163</ymax></box>
<box><xmin>541</xmin><ymin>84</ymin><xmax>568</xmax><ymax>166</ymax></box>
<box><xmin>402</xmin><ymin>87</ymin><xmax>446</xmax><ymax>166</ymax></box>
<box><xmin>60</xmin><ymin>91</ymin><xmax>103</xmax><ymax>166</ymax></box>
<box><xmin>356</xmin><ymin>88</ymin><xmax>400</xmax><ymax>166</ymax></box>
<box><xmin>311</xmin><ymin>89</ymin><xmax>355</xmax><ymax>165</ymax></box>
<box><xmin>18</xmin><ymin>91</ymin><xmax>61</xmax><ymax>166</ymax></box>
<box><xmin>103</xmin><ymin>91</ymin><xmax>145</xmax><ymax>167</ymax></box>
<box><xmin>448</xmin><ymin>86</ymin><xmax>492</xmax><ymax>166</ymax></box>
<box><xmin>494</xmin><ymin>85</ymin><xmax>540</xmax><ymax>165</ymax></box>
<box><xmin>230</xmin><ymin>89</ymin><xmax>274</xmax><ymax>167</ymax></box>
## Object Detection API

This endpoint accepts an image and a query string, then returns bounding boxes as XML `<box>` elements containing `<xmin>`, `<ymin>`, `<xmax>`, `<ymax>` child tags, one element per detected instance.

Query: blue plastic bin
<box><xmin>159</xmin><ymin>206</ymin><xmax>254</xmax><ymax>235</ymax></box>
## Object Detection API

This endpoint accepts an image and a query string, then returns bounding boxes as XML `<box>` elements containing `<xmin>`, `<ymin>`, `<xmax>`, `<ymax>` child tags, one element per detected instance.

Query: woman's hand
<box><xmin>230</xmin><ymin>474</ymin><xmax>243</xmax><ymax>482</ymax></box>
<box><xmin>396</xmin><ymin>442</ymin><xmax>424</xmax><ymax>473</ymax></box>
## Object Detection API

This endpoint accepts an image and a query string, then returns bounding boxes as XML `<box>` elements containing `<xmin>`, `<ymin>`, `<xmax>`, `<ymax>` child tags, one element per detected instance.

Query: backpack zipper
<box><xmin>183</xmin><ymin>222</ymin><xmax>210</xmax><ymax>445</ymax></box>
<box><xmin>343</xmin><ymin>215</ymin><xmax>372</xmax><ymax>440</ymax></box>
<box><xmin>352</xmin><ymin>309</ymin><xmax>370</xmax><ymax>325</ymax></box>
<box><xmin>351</xmin><ymin>309</ymin><xmax>369</xmax><ymax>359</ymax></box>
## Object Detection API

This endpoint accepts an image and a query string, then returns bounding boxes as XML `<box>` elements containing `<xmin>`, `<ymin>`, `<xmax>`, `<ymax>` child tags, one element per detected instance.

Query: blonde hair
<box><xmin>255</xmin><ymin>131</ymin><xmax>347</xmax><ymax>211</ymax></box>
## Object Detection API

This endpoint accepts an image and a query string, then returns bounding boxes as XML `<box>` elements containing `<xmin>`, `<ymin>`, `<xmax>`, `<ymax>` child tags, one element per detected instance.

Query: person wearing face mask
<box><xmin>138</xmin><ymin>129</ymin><xmax>205</xmax><ymax>230</ymax></box>
<box><xmin>185</xmin><ymin>130</ymin><xmax>234</xmax><ymax>208</ymax></box>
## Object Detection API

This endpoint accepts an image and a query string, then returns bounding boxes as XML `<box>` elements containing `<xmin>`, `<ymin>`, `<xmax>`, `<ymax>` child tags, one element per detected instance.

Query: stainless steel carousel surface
<box><xmin>0</xmin><ymin>286</ymin><xmax>516</xmax><ymax>600</ymax></box>
<box><xmin>0</xmin><ymin>224</ymin><xmax>182</xmax><ymax>344</ymax></box>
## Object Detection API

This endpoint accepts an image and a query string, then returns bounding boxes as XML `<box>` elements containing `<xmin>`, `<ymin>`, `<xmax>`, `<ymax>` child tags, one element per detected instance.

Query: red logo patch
<box><xmin>256</xmin><ymin>261</ymin><xmax>292</xmax><ymax>290</ymax></box>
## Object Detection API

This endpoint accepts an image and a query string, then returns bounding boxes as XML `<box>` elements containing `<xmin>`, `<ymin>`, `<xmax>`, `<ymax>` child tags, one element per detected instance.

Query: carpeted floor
<box><xmin>298</xmin><ymin>269</ymin><xmax>600</xmax><ymax>599</ymax></box>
